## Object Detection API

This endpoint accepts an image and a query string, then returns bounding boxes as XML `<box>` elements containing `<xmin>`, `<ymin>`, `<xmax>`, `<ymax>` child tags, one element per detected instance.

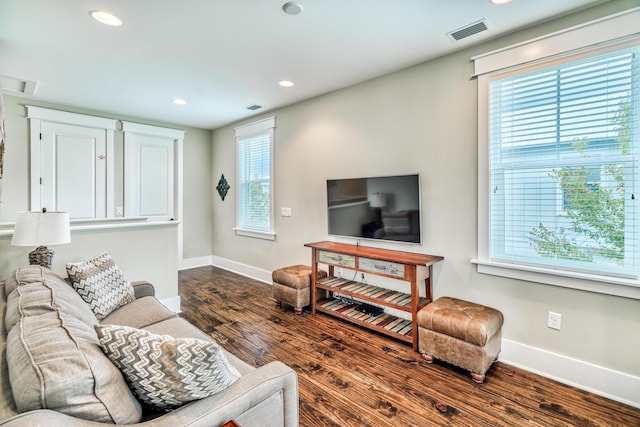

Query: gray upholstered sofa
<box><xmin>0</xmin><ymin>266</ymin><xmax>298</xmax><ymax>426</ymax></box>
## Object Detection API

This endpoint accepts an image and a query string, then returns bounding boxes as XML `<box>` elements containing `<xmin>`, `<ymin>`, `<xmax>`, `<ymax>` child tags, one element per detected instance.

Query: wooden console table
<box><xmin>304</xmin><ymin>241</ymin><xmax>443</xmax><ymax>352</ymax></box>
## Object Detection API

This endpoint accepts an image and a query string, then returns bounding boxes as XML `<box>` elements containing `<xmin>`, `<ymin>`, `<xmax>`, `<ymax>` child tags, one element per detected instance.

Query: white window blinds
<box><xmin>488</xmin><ymin>47</ymin><xmax>639</xmax><ymax>278</ymax></box>
<box><xmin>235</xmin><ymin>117</ymin><xmax>275</xmax><ymax>239</ymax></box>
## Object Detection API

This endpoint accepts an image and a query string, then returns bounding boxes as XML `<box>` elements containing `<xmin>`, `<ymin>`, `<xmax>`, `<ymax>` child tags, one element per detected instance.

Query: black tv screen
<box><xmin>326</xmin><ymin>174</ymin><xmax>422</xmax><ymax>244</ymax></box>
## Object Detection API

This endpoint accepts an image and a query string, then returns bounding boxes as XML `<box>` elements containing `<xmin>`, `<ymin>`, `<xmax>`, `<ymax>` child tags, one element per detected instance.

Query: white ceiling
<box><xmin>0</xmin><ymin>0</ymin><xmax>610</xmax><ymax>130</ymax></box>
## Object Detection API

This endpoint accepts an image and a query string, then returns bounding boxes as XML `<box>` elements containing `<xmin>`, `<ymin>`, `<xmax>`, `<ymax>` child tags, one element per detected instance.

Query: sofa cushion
<box><xmin>67</xmin><ymin>252</ymin><xmax>136</xmax><ymax>320</ymax></box>
<box><xmin>95</xmin><ymin>324</ymin><xmax>242</xmax><ymax>410</ymax></box>
<box><xmin>4</xmin><ymin>267</ymin><xmax>142</xmax><ymax>424</ymax></box>
<box><xmin>144</xmin><ymin>317</ymin><xmax>214</xmax><ymax>341</ymax></box>
<box><xmin>101</xmin><ymin>296</ymin><xmax>177</xmax><ymax>328</ymax></box>
<box><xmin>4</xmin><ymin>266</ymin><xmax>98</xmax><ymax>331</ymax></box>
<box><xmin>0</xmin><ymin>281</ymin><xmax>18</xmax><ymax>421</ymax></box>
<box><xmin>144</xmin><ymin>317</ymin><xmax>256</xmax><ymax>376</ymax></box>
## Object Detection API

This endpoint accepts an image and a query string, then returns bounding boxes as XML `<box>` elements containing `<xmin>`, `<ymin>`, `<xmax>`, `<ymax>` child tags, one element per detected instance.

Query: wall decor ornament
<box><xmin>216</xmin><ymin>174</ymin><xmax>230</xmax><ymax>201</ymax></box>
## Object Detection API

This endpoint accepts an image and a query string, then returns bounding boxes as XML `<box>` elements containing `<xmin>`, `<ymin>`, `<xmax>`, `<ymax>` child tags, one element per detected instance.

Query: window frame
<box><xmin>234</xmin><ymin>116</ymin><xmax>276</xmax><ymax>241</ymax></box>
<box><xmin>472</xmin><ymin>9</ymin><xmax>640</xmax><ymax>300</ymax></box>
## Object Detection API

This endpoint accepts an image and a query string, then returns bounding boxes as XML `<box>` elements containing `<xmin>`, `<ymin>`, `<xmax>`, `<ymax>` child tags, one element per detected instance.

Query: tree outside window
<box><xmin>529</xmin><ymin>97</ymin><xmax>630</xmax><ymax>265</ymax></box>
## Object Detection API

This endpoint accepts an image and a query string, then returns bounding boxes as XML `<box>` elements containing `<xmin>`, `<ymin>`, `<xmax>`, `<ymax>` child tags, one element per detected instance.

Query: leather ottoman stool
<box><xmin>417</xmin><ymin>297</ymin><xmax>504</xmax><ymax>383</ymax></box>
<box><xmin>272</xmin><ymin>265</ymin><xmax>327</xmax><ymax>315</ymax></box>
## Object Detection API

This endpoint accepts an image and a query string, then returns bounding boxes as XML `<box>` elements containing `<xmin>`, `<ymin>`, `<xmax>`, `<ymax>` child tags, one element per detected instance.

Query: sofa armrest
<box><xmin>147</xmin><ymin>360</ymin><xmax>298</xmax><ymax>427</ymax></box>
<box><xmin>0</xmin><ymin>411</ymin><xmax>108</xmax><ymax>426</ymax></box>
<box><xmin>131</xmin><ymin>281</ymin><xmax>155</xmax><ymax>299</ymax></box>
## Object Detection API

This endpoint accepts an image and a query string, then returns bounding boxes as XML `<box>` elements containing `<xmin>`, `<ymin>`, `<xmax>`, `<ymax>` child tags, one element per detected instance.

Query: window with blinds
<box><xmin>488</xmin><ymin>47</ymin><xmax>639</xmax><ymax>278</ymax></box>
<box><xmin>235</xmin><ymin>117</ymin><xmax>275</xmax><ymax>239</ymax></box>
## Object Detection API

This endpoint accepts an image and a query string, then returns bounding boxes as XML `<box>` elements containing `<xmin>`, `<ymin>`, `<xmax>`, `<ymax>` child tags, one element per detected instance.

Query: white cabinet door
<box><xmin>124</xmin><ymin>133</ymin><xmax>174</xmax><ymax>220</ymax></box>
<box><xmin>39</xmin><ymin>122</ymin><xmax>107</xmax><ymax>219</ymax></box>
<box><xmin>28</xmin><ymin>106</ymin><xmax>116</xmax><ymax>220</ymax></box>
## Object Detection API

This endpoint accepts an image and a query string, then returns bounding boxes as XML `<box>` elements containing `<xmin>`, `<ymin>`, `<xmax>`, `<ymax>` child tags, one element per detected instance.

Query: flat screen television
<box><xmin>326</xmin><ymin>174</ymin><xmax>422</xmax><ymax>244</ymax></box>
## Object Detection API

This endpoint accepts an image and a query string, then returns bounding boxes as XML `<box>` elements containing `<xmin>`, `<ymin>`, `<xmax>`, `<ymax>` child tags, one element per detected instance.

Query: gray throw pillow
<box><xmin>67</xmin><ymin>252</ymin><xmax>135</xmax><ymax>320</ymax></box>
<box><xmin>95</xmin><ymin>324</ymin><xmax>242</xmax><ymax>410</ymax></box>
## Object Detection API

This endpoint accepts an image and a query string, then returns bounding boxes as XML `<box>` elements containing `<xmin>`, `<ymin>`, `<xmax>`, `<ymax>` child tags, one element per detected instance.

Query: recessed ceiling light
<box><xmin>172</xmin><ymin>98</ymin><xmax>187</xmax><ymax>105</ymax></box>
<box><xmin>282</xmin><ymin>2</ymin><xmax>304</xmax><ymax>15</ymax></box>
<box><xmin>490</xmin><ymin>0</ymin><xmax>512</xmax><ymax>4</ymax></box>
<box><xmin>89</xmin><ymin>10</ymin><xmax>123</xmax><ymax>26</ymax></box>
<box><xmin>279</xmin><ymin>80</ymin><xmax>295</xmax><ymax>87</ymax></box>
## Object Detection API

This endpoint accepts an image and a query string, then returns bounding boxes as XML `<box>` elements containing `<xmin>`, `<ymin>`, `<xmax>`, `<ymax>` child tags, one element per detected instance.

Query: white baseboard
<box><xmin>179</xmin><ymin>255</ymin><xmax>213</xmax><ymax>271</ymax></box>
<box><xmin>501</xmin><ymin>338</ymin><xmax>640</xmax><ymax>409</ymax></box>
<box><xmin>160</xmin><ymin>295</ymin><xmax>181</xmax><ymax>313</ymax></box>
<box><xmin>210</xmin><ymin>255</ymin><xmax>272</xmax><ymax>284</ymax></box>
<box><xmin>182</xmin><ymin>255</ymin><xmax>640</xmax><ymax>409</ymax></box>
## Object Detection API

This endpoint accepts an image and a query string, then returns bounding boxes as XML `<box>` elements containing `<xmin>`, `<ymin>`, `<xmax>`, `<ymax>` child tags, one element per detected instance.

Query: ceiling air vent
<box><xmin>245</xmin><ymin>104</ymin><xmax>263</xmax><ymax>111</ymax></box>
<box><xmin>447</xmin><ymin>19</ymin><xmax>488</xmax><ymax>42</ymax></box>
<box><xmin>0</xmin><ymin>75</ymin><xmax>38</xmax><ymax>96</ymax></box>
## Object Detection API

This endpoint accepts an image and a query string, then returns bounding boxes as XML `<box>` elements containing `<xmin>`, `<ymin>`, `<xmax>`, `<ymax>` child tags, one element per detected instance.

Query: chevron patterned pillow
<box><xmin>67</xmin><ymin>252</ymin><xmax>135</xmax><ymax>320</ymax></box>
<box><xmin>95</xmin><ymin>324</ymin><xmax>242</xmax><ymax>410</ymax></box>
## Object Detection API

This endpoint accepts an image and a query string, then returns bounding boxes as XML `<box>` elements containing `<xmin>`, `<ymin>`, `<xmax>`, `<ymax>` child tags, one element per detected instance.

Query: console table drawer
<box><xmin>318</xmin><ymin>251</ymin><xmax>356</xmax><ymax>268</ymax></box>
<box><xmin>359</xmin><ymin>257</ymin><xmax>405</xmax><ymax>278</ymax></box>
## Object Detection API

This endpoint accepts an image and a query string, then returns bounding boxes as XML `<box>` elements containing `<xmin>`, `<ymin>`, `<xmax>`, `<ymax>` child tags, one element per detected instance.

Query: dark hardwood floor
<box><xmin>178</xmin><ymin>266</ymin><xmax>640</xmax><ymax>427</ymax></box>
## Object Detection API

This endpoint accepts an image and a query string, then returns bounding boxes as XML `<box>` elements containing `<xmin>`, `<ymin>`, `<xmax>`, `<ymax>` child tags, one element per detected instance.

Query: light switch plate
<box><xmin>281</xmin><ymin>207</ymin><xmax>292</xmax><ymax>217</ymax></box>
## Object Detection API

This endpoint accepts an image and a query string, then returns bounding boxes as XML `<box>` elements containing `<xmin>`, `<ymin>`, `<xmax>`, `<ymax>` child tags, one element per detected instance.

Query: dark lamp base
<box><xmin>28</xmin><ymin>246</ymin><xmax>55</xmax><ymax>270</ymax></box>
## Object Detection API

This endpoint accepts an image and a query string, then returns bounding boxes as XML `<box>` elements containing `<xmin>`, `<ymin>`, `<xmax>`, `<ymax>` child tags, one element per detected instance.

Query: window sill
<box><xmin>234</xmin><ymin>228</ymin><xmax>276</xmax><ymax>241</ymax></box>
<box><xmin>471</xmin><ymin>259</ymin><xmax>640</xmax><ymax>300</ymax></box>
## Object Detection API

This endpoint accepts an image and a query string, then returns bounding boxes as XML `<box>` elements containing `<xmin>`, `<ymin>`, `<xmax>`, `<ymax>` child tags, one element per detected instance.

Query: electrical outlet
<box><xmin>548</xmin><ymin>311</ymin><xmax>562</xmax><ymax>330</ymax></box>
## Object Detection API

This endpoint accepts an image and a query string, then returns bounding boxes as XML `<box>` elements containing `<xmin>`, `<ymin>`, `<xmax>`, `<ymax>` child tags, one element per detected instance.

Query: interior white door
<box><xmin>39</xmin><ymin>122</ymin><xmax>107</xmax><ymax>219</ymax></box>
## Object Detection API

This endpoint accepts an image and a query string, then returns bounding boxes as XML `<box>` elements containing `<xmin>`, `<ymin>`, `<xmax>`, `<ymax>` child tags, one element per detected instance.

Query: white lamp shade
<box><xmin>11</xmin><ymin>211</ymin><xmax>71</xmax><ymax>247</ymax></box>
<box><xmin>368</xmin><ymin>193</ymin><xmax>386</xmax><ymax>208</ymax></box>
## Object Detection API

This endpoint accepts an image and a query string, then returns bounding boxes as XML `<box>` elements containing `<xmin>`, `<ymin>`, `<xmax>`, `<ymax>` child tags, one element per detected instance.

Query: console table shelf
<box><xmin>305</xmin><ymin>241</ymin><xmax>443</xmax><ymax>351</ymax></box>
<box><xmin>316</xmin><ymin>297</ymin><xmax>413</xmax><ymax>344</ymax></box>
<box><xmin>316</xmin><ymin>277</ymin><xmax>430</xmax><ymax>312</ymax></box>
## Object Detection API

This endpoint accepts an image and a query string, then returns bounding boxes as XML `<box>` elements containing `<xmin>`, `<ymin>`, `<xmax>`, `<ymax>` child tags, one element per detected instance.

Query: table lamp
<box><xmin>11</xmin><ymin>209</ymin><xmax>71</xmax><ymax>269</ymax></box>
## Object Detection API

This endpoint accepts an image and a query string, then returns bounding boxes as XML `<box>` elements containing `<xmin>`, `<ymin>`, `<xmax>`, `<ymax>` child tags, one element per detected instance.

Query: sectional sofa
<box><xmin>0</xmin><ymin>265</ymin><xmax>298</xmax><ymax>426</ymax></box>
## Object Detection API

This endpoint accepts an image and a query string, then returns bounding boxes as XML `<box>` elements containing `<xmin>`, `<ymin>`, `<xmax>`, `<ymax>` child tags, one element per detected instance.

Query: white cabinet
<box><xmin>27</xmin><ymin>106</ymin><xmax>184</xmax><ymax>224</ymax></box>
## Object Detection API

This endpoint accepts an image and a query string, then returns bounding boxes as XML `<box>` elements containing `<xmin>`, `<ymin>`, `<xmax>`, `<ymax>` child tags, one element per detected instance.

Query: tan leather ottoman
<box><xmin>417</xmin><ymin>297</ymin><xmax>504</xmax><ymax>383</ymax></box>
<box><xmin>272</xmin><ymin>265</ymin><xmax>327</xmax><ymax>315</ymax></box>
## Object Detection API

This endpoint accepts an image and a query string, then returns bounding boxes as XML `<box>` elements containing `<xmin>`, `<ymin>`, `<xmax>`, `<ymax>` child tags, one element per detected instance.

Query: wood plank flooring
<box><xmin>178</xmin><ymin>266</ymin><xmax>640</xmax><ymax>427</ymax></box>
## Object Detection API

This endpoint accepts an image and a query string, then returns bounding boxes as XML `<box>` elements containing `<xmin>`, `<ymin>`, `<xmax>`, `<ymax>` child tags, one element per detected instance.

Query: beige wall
<box><xmin>0</xmin><ymin>96</ymin><xmax>213</xmax><ymax>300</ymax></box>
<box><xmin>0</xmin><ymin>0</ymin><xmax>637</xmax><ymax>406</ymax></box>
<box><xmin>0</xmin><ymin>225</ymin><xmax>179</xmax><ymax>300</ymax></box>
<box><xmin>211</xmin><ymin>0</ymin><xmax>640</xmax><ymax>393</ymax></box>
